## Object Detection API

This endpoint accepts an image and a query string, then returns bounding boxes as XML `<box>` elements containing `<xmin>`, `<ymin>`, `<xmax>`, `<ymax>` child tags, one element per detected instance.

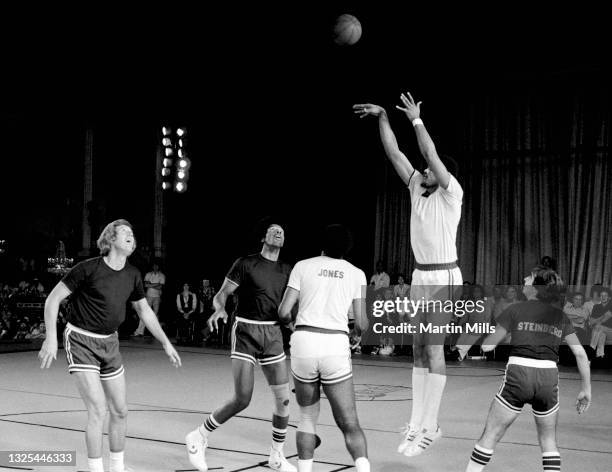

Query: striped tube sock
<box><xmin>465</xmin><ymin>444</ymin><xmax>493</xmax><ymax>471</ymax></box>
<box><xmin>199</xmin><ymin>414</ymin><xmax>221</xmax><ymax>438</ymax></box>
<box><xmin>272</xmin><ymin>426</ymin><xmax>288</xmax><ymax>451</ymax></box>
<box><xmin>542</xmin><ymin>451</ymin><xmax>561</xmax><ymax>471</ymax></box>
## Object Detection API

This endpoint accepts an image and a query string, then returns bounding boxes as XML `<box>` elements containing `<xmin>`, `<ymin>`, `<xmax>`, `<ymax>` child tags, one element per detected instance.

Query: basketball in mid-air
<box><xmin>333</xmin><ymin>14</ymin><xmax>362</xmax><ymax>46</ymax></box>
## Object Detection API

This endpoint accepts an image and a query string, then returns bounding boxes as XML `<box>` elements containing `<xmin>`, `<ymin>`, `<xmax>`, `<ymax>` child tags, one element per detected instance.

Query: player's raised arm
<box><xmin>353</xmin><ymin>103</ymin><xmax>415</xmax><ymax>185</ymax></box>
<box><xmin>38</xmin><ymin>281</ymin><xmax>72</xmax><ymax>368</ymax></box>
<box><xmin>395</xmin><ymin>92</ymin><xmax>451</xmax><ymax>189</ymax></box>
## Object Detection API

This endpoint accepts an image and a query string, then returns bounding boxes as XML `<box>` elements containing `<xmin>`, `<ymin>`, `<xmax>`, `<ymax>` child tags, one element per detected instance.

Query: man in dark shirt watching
<box><xmin>185</xmin><ymin>220</ymin><xmax>296</xmax><ymax>472</ymax></box>
<box><xmin>38</xmin><ymin>219</ymin><xmax>181</xmax><ymax>472</ymax></box>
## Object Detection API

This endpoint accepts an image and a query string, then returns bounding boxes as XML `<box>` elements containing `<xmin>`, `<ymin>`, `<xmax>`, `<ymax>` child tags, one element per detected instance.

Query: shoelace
<box><xmin>400</xmin><ymin>424</ymin><xmax>418</xmax><ymax>439</ymax></box>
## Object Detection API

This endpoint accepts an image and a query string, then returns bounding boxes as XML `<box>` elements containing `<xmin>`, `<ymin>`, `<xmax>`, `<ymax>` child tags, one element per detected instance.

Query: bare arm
<box><xmin>279</xmin><ymin>287</ymin><xmax>299</xmax><ymax>325</ymax></box>
<box><xmin>38</xmin><ymin>282</ymin><xmax>72</xmax><ymax>368</ymax></box>
<box><xmin>353</xmin><ymin>103</ymin><xmax>415</xmax><ymax>185</ymax></box>
<box><xmin>481</xmin><ymin>325</ymin><xmax>508</xmax><ymax>352</ymax></box>
<box><xmin>566</xmin><ymin>333</ymin><xmax>592</xmax><ymax>414</ymax></box>
<box><xmin>208</xmin><ymin>278</ymin><xmax>238</xmax><ymax>331</ymax></box>
<box><xmin>352</xmin><ymin>296</ymin><xmax>368</xmax><ymax>334</ymax></box>
<box><xmin>396</xmin><ymin>92</ymin><xmax>451</xmax><ymax>189</ymax></box>
<box><xmin>132</xmin><ymin>298</ymin><xmax>181</xmax><ymax>367</ymax></box>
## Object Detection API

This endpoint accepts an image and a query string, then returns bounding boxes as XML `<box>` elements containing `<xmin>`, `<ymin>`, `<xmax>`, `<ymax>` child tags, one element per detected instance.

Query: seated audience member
<box><xmin>584</xmin><ymin>283</ymin><xmax>603</xmax><ymax>313</ymax></box>
<box><xmin>589</xmin><ymin>288</ymin><xmax>612</xmax><ymax>358</ymax></box>
<box><xmin>493</xmin><ymin>285</ymin><xmax>520</xmax><ymax>320</ymax></box>
<box><xmin>13</xmin><ymin>321</ymin><xmax>29</xmax><ymax>341</ymax></box>
<box><xmin>27</xmin><ymin>321</ymin><xmax>46</xmax><ymax>340</ymax></box>
<box><xmin>393</xmin><ymin>274</ymin><xmax>410</xmax><ymax>298</ymax></box>
<box><xmin>563</xmin><ymin>292</ymin><xmax>591</xmax><ymax>343</ymax></box>
<box><xmin>370</xmin><ymin>260</ymin><xmax>390</xmax><ymax>291</ymax></box>
<box><xmin>176</xmin><ymin>283</ymin><xmax>198</xmax><ymax>345</ymax></box>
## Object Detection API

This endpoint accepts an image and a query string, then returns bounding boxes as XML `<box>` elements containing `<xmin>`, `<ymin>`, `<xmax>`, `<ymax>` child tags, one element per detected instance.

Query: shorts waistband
<box><xmin>235</xmin><ymin>316</ymin><xmax>278</xmax><ymax>325</ymax></box>
<box><xmin>66</xmin><ymin>322</ymin><xmax>114</xmax><ymax>339</ymax></box>
<box><xmin>508</xmin><ymin>356</ymin><xmax>557</xmax><ymax>369</ymax></box>
<box><xmin>295</xmin><ymin>325</ymin><xmax>349</xmax><ymax>335</ymax></box>
<box><xmin>415</xmin><ymin>261</ymin><xmax>459</xmax><ymax>271</ymax></box>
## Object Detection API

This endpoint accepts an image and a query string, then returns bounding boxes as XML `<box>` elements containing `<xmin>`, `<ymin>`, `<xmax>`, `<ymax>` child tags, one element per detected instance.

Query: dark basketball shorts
<box><xmin>231</xmin><ymin>317</ymin><xmax>286</xmax><ymax>366</ymax></box>
<box><xmin>496</xmin><ymin>356</ymin><xmax>559</xmax><ymax>417</ymax></box>
<box><xmin>63</xmin><ymin>323</ymin><xmax>124</xmax><ymax>381</ymax></box>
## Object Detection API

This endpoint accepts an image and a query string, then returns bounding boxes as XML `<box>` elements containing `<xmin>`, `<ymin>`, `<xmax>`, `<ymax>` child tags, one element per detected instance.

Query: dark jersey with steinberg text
<box><xmin>226</xmin><ymin>254</ymin><xmax>291</xmax><ymax>322</ymax></box>
<box><xmin>61</xmin><ymin>257</ymin><xmax>146</xmax><ymax>335</ymax></box>
<box><xmin>497</xmin><ymin>300</ymin><xmax>575</xmax><ymax>362</ymax></box>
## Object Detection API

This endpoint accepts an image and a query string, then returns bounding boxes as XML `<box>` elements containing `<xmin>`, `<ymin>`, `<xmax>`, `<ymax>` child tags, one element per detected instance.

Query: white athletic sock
<box><xmin>87</xmin><ymin>457</ymin><xmax>104</xmax><ymax>472</ymax></box>
<box><xmin>355</xmin><ymin>457</ymin><xmax>370</xmax><ymax>472</ymax></box>
<box><xmin>422</xmin><ymin>373</ymin><xmax>447</xmax><ymax>431</ymax></box>
<box><xmin>109</xmin><ymin>451</ymin><xmax>124</xmax><ymax>472</ymax></box>
<box><xmin>409</xmin><ymin>367</ymin><xmax>428</xmax><ymax>427</ymax></box>
<box><xmin>297</xmin><ymin>459</ymin><xmax>313</xmax><ymax>472</ymax></box>
<box><xmin>466</xmin><ymin>444</ymin><xmax>493</xmax><ymax>471</ymax></box>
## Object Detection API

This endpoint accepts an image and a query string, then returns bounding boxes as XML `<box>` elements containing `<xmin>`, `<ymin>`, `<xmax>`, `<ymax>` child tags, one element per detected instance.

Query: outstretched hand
<box><xmin>395</xmin><ymin>92</ymin><xmax>422</xmax><ymax>121</ymax></box>
<box><xmin>352</xmin><ymin>103</ymin><xmax>385</xmax><ymax>118</ymax></box>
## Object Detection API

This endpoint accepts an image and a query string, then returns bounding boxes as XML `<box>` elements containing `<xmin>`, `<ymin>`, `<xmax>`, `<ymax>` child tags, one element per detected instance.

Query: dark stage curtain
<box><xmin>374</xmin><ymin>84</ymin><xmax>612</xmax><ymax>289</ymax></box>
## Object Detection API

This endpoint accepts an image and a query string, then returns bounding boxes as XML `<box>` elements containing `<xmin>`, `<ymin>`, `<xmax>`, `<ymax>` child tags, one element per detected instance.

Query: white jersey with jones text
<box><xmin>287</xmin><ymin>256</ymin><xmax>366</xmax><ymax>332</ymax></box>
<box><xmin>408</xmin><ymin>171</ymin><xmax>463</xmax><ymax>264</ymax></box>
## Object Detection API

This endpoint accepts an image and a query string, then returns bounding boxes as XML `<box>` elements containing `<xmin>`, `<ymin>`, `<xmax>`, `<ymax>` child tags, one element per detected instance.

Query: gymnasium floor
<box><xmin>1</xmin><ymin>342</ymin><xmax>610</xmax><ymax>472</ymax></box>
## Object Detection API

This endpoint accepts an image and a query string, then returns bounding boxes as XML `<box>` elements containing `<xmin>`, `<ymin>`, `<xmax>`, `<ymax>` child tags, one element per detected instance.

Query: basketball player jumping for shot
<box><xmin>185</xmin><ymin>221</ymin><xmax>296</xmax><ymax>472</ymax></box>
<box><xmin>353</xmin><ymin>93</ymin><xmax>464</xmax><ymax>456</ymax></box>
<box><xmin>279</xmin><ymin>224</ymin><xmax>370</xmax><ymax>472</ymax></box>
<box><xmin>465</xmin><ymin>268</ymin><xmax>591</xmax><ymax>471</ymax></box>
<box><xmin>38</xmin><ymin>220</ymin><xmax>182</xmax><ymax>472</ymax></box>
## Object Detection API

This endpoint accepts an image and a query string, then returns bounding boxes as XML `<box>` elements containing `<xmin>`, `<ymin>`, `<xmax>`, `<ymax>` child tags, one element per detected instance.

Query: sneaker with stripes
<box><xmin>403</xmin><ymin>426</ymin><xmax>442</xmax><ymax>457</ymax></box>
<box><xmin>397</xmin><ymin>423</ymin><xmax>420</xmax><ymax>454</ymax></box>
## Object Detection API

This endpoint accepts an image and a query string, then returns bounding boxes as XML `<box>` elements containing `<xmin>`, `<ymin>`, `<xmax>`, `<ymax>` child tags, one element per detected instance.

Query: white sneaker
<box><xmin>397</xmin><ymin>423</ymin><xmax>420</xmax><ymax>454</ymax></box>
<box><xmin>185</xmin><ymin>428</ymin><xmax>208</xmax><ymax>471</ymax></box>
<box><xmin>404</xmin><ymin>426</ymin><xmax>442</xmax><ymax>457</ymax></box>
<box><xmin>268</xmin><ymin>447</ymin><xmax>296</xmax><ymax>472</ymax></box>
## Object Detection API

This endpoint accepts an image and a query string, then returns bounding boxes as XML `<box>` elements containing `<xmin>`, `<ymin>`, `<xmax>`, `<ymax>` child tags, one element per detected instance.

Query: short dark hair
<box><xmin>322</xmin><ymin>224</ymin><xmax>353</xmax><ymax>259</ymax></box>
<box><xmin>532</xmin><ymin>268</ymin><xmax>565</xmax><ymax>303</ymax></box>
<box><xmin>254</xmin><ymin>216</ymin><xmax>285</xmax><ymax>242</ymax></box>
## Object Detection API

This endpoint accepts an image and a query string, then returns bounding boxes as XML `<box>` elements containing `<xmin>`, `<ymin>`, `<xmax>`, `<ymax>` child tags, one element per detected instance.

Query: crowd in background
<box><xmin>363</xmin><ymin>256</ymin><xmax>612</xmax><ymax>365</ymax></box>
<box><xmin>2</xmin><ymin>253</ymin><xmax>610</xmax><ymax>368</ymax></box>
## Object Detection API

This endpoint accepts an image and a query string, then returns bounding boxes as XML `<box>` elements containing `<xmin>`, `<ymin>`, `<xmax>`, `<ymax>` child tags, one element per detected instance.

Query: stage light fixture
<box><xmin>162</xmin><ymin>126</ymin><xmax>172</xmax><ymax>136</ymax></box>
<box><xmin>176</xmin><ymin>127</ymin><xmax>186</xmax><ymax>137</ymax></box>
<box><xmin>175</xmin><ymin>181</ymin><xmax>187</xmax><ymax>193</ymax></box>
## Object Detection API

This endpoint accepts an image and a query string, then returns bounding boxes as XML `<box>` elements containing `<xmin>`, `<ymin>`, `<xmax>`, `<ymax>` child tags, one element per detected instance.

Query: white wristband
<box><xmin>412</xmin><ymin>118</ymin><xmax>424</xmax><ymax>127</ymax></box>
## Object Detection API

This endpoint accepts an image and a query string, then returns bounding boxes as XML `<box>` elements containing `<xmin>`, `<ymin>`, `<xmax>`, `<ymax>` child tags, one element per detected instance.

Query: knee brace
<box><xmin>297</xmin><ymin>401</ymin><xmax>320</xmax><ymax>435</ymax></box>
<box><xmin>270</xmin><ymin>383</ymin><xmax>291</xmax><ymax>417</ymax></box>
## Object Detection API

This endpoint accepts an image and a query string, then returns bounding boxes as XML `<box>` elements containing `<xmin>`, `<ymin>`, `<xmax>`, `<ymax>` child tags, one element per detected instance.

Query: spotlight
<box><xmin>162</xmin><ymin>137</ymin><xmax>172</xmax><ymax>147</ymax></box>
<box><xmin>178</xmin><ymin>149</ymin><xmax>187</xmax><ymax>158</ymax></box>
<box><xmin>178</xmin><ymin>158</ymin><xmax>191</xmax><ymax>169</ymax></box>
<box><xmin>162</xmin><ymin>126</ymin><xmax>172</xmax><ymax>136</ymax></box>
<box><xmin>161</xmin><ymin>168</ymin><xmax>172</xmax><ymax>177</ymax></box>
<box><xmin>175</xmin><ymin>181</ymin><xmax>187</xmax><ymax>193</ymax></box>
<box><xmin>163</xmin><ymin>158</ymin><xmax>174</xmax><ymax>167</ymax></box>
<box><xmin>162</xmin><ymin>182</ymin><xmax>171</xmax><ymax>190</ymax></box>
<box><xmin>178</xmin><ymin>138</ymin><xmax>184</xmax><ymax>148</ymax></box>
<box><xmin>176</xmin><ymin>127</ymin><xmax>186</xmax><ymax>137</ymax></box>
<box><xmin>164</xmin><ymin>147</ymin><xmax>174</xmax><ymax>157</ymax></box>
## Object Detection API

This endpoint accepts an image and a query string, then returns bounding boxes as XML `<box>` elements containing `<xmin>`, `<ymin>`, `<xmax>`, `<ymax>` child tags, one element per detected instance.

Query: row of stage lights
<box><xmin>161</xmin><ymin>126</ymin><xmax>191</xmax><ymax>193</ymax></box>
